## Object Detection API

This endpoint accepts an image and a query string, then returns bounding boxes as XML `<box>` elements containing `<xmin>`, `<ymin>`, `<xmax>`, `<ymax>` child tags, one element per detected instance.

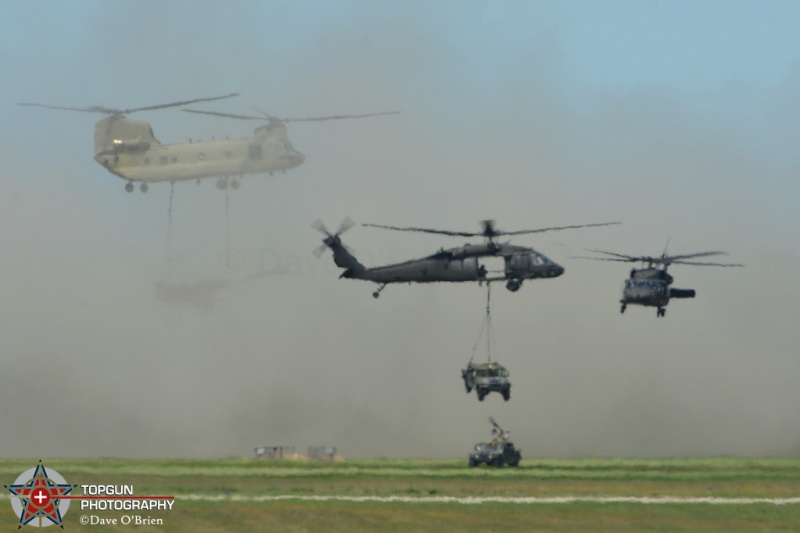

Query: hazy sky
<box><xmin>1</xmin><ymin>0</ymin><xmax>799</xmax><ymax>459</ymax></box>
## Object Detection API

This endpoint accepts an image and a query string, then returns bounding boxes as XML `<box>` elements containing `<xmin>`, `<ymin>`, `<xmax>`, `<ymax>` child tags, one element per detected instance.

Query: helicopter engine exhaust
<box><xmin>669</xmin><ymin>288</ymin><xmax>696</xmax><ymax>299</ymax></box>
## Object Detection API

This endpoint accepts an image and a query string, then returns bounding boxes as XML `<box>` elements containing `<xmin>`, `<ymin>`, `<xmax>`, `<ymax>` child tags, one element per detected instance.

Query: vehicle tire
<box><xmin>494</xmin><ymin>456</ymin><xmax>504</xmax><ymax>467</ymax></box>
<box><xmin>468</xmin><ymin>457</ymin><xmax>477</xmax><ymax>467</ymax></box>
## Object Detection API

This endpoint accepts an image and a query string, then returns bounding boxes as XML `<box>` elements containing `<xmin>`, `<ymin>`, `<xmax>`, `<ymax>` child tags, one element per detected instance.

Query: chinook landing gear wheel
<box><xmin>657</xmin><ymin>308</ymin><xmax>666</xmax><ymax>317</ymax></box>
<box><xmin>620</xmin><ymin>303</ymin><xmax>626</xmax><ymax>314</ymax></box>
<box><xmin>231</xmin><ymin>179</ymin><xmax>240</xmax><ymax>190</ymax></box>
<box><xmin>506</xmin><ymin>280</ymin><xmax>521</xmax><ymax>292</ymax></box>
<box><xmin>125</xmin><ymin>182</ymin><xmax>134</xmax><ymax>193</ymax></box>
<box><xmin>140</xmin><ymin>183</ymin><xmax>148</xmax><ymax>193</ymax></box>
<box><xmin>216</xmin><ymin>178</ymin><xmax>228</xmax><ymax>190</ymax></box>
<box><xmin>477</xmin><ymin>389</ymin><xmax>486</xmax><ymax>401</ymax></box>
<box><xmin>502</xmin><ymin>389</ymin><xmax>510</xmax><ymax>401</ymax></box>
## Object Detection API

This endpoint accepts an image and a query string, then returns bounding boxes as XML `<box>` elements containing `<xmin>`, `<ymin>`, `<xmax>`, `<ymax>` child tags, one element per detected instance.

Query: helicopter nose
<box><xmin>552</xmin><ymin>264</ymin><xmax>565</xmax><ymax>277</ymax></box>
<box><xmin>289</xmin><ymin>151</ymin><xmax>305</xmax><ymax>167</ymax></box>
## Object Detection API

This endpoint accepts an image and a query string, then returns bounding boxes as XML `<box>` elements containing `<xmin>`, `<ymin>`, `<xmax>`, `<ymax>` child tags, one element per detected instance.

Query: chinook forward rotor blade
<box><xmin>124</xmin><ymin>93</ymin><xmax>239</xmax><ymax>114</ymax></box>
<box><xmin>19</xmin><ymin>93</ymin><xmax>239</xmax><ymax>116</ymax></box>
<box><xmin>17</xmin><ymin>102</ymin><xmax>107</xmax><ymax>114</ymax></box>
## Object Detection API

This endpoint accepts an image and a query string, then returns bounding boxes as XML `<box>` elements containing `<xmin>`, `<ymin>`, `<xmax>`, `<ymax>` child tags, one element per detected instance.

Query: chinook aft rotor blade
<box><xmin>276</xmin><ymin>111</ymin><xmax>401</xmax><ymax>123</ymax></box>
<box><xmin>185</xmin><ymin>109</ymin><xmax>400</xmax><ymax>123</ymax></box>
<box><xmin>19</xmin><ymin>93</ymin><xmax>239</xmax><ymax>116</ymax></box>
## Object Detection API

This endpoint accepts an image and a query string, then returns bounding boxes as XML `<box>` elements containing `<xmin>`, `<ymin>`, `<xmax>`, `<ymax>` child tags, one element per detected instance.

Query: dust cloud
<box><xmin>1</xmin><ymin>2</ymin><xmax>798</xmax><ymax>459</ymax></box>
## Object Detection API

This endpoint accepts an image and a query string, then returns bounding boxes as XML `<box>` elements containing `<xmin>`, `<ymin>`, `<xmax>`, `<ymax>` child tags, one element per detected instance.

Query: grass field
<box><xmin>1</xmin><ymin>458</ymin><xmax>798</xmax><ymax>532</ymax></box>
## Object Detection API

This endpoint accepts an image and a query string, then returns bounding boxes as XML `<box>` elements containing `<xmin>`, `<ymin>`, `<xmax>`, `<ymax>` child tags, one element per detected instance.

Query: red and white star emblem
<box><xmin>6</xmin><ymin>461</ymin><xmax>73</xmax><ymax>528</ymax></box>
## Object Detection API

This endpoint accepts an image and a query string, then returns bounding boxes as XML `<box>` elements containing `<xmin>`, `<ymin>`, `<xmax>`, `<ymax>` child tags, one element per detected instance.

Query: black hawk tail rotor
<box><xmin>312</xmin><ymin>217</ymin><xmax>356</xmax><ymax>258</ymax></box>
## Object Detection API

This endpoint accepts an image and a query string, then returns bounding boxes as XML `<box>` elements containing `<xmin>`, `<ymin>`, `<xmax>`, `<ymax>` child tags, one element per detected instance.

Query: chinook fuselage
<box><xmin>93</xmin><ymin>116</ymin><xmax>304</xmax><ymax>185</ymax></box>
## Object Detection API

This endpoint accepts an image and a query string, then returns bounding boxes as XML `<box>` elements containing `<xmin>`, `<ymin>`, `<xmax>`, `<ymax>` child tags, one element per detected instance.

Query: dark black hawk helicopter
<box><xmin>313</xmin><ymin>218</ymin><xmax>620</xmax><ymax>298</ymax></box>
<box><xmin>579</xmin><ymin>248</ymin><xmax>744</xmax><ymax>317</ymax></box>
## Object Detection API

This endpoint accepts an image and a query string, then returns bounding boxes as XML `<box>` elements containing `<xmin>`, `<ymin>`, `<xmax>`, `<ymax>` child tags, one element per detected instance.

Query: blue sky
<box><xmin>1</xmin><ymin>1</ymin><xmax>799</xmax><ymax>458</ymax></box>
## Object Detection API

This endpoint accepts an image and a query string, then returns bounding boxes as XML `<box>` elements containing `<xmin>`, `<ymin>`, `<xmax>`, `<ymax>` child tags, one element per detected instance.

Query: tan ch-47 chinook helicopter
<box><xmin>18</xmin><ymin>94</ymin><xmax>398</xmax><ymax>192</ymax></box>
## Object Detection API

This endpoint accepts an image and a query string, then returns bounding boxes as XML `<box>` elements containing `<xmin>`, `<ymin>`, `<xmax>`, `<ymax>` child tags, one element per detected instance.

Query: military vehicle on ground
<box><xmin>468</xmin><ymin>417</ymin><xmax>520</xmax><ymax>467</ymax></box>
<box><xmin>461</xmin><ymin>362</ymin><xmax>511</xmax><ymax>401</ymax></box>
